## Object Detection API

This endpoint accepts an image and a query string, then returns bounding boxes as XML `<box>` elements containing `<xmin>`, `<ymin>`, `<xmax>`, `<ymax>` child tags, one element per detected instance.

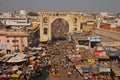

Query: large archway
<box><xmin>39</xmin><ymin>12</ymin><xmax>81</xmax><ymax>42</ymax></box>
<box><xmin>51</xmin><ymin>18</ymin><xmax>69</xmax><ymax>40</ymax></box>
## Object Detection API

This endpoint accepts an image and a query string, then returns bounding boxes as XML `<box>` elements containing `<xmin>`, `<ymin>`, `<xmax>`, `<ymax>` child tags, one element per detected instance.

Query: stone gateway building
<box><xmin>39</xmin><ymin>12</ymin><xmax>83</xmax><ymax>42</ymax></box>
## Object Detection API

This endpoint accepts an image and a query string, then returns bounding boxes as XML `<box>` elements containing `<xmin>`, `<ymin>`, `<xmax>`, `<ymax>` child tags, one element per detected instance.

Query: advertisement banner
<box><xmin>99</xmin><ymin>68</ymin><xmax>110</xmax><ymax>72</ymax></box>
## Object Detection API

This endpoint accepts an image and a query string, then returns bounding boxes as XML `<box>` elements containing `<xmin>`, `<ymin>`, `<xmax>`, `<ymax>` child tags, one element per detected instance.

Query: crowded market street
<box><xmin>47</xmin><ymin>40</ymin><xmax>84</xmax><ymax>80</ymax></box>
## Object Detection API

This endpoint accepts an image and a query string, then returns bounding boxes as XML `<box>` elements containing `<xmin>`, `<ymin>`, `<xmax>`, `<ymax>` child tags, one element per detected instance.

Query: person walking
<box><xmin>67</xmin><ymin>71</ymin><xmax>71</xmax><ymax>78</ymax></box>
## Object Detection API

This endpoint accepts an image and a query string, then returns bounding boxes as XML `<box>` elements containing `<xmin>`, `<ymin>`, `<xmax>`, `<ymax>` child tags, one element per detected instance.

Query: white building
<box><xmin>20</xmin><ymin>10</ymin><xmax>26</xmax><ymax>17</ymax></box>
<box><xmin>100</xmin><ymin>12</ymin><xmax>108</xmax><ymax>17</ymax></box>
<box><xmin>115</xmin><ymin>18</ymin><xmax>120</xmax><ymax>26</ymax></box>
<box><xmin>0</xmin><ymin>11</ymin><xmax>31</xmax><ymax>27</ymax></box>
<box><xmin>110</xmin><ymin>23</ymin><xmax>117</xmax><ymax>28</ymax></box>
<box><xmin>5</xmin><ymin>17</ymin><xmax>31</xmax><ymax>27</ymax></box>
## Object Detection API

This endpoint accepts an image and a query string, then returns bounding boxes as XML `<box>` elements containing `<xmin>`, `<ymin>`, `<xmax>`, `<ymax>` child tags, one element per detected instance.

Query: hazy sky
<box><xmin>0</xmin><ymin>0</ymin><xmax>120</xmax><ymax>12</ymax></box>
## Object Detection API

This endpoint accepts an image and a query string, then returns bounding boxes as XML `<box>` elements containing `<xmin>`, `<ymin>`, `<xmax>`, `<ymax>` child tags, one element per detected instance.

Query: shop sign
<box><xmin>88</xmin><ymin>36</ymin><xmax>101</xmax><ymax>42</ymax></box>
<box><xmin>94</xmin><ymin>51</ymin><xmax>106</xmax><ymax>56</ymax></box>
<box><xmin>99</xmin><ymin>68</ymin><xmax>110</xmax><ymax>72</ymax></box>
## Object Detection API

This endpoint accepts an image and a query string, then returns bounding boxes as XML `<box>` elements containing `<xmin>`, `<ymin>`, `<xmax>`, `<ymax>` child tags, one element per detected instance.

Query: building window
<box><xmin>12</xmin><ymin>45</ymin><xmax>19</xmax><ymax>47</ymax></box>
<box><xmin>12</xmin><ymin>40</ymin><xmax>19</xmax><ymax>42</ymax></box>
<box><xmin>7</xmin><ymin>40</ymin><xmax>9</xmax><ymax>43</ymax></box>
<box><xmin>73</xmin><ymin>18</ymin><xmax>77</xmax><ymax>23</ymax></box>
<box><xmin>74</xmin><ymin>28</ymin><xmax>77</xmax><ymax>31</ymax></box>
<box><xmin>43</xmin><ymin>28</ymin><xmax>48</xmax><ymax>34</ymax></box>
<box><xmin>6</xmin><ymin>36</ymin><xmax>9</xmax><ymax>38</ymax></box>
<box><xmin>43</xmin><ymin>17</ymin><xmax>48</xmax><ymax>23</ymax></box>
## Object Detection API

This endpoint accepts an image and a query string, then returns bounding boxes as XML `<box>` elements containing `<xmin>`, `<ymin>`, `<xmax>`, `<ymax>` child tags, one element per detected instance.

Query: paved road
<box><xmin>33</xmin><ymin>40</ymin><xmax>84</xmax><ymax>80</ymax></box>
<box><xmin>48</xmin><ymin>40</ymin><xmax>84</xmax><ymax>80</ymax></box>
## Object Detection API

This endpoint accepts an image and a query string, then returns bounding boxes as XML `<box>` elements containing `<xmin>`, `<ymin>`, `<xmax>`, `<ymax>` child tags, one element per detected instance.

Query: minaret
<box><xmin>97</xmin><ymin>17</ymin><xmax>101</xmax><ymax>29</ymax></box>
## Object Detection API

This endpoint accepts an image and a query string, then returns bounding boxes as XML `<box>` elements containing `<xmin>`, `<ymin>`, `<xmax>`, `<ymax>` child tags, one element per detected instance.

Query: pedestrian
<box><xmin>67</xmin><ymin>71</ymin><xmax>71</xmax><ymax>78</ymax></box>
<box><xmin>29</xmin><ymin>71</ymin><xmax>34</xmax><ymax>80</ymax></box>
<box><xmin>23</xmin><ymin>73</ymin><xmax>27</xmax><ymax>80</ymax></box>
<box><xmin>63</xmin><ymin>64</ymin><xmax>67</xmax><ymax>70</ymax></box>
<box><xmin>71</xmin><ymin>67</ymin><xmax>74</xmax><ymax>75</ymax></box>
<box><xmin>76</xmin><ymin>71</ymin><xmax>79</xmax><ymax>78</ymax></box>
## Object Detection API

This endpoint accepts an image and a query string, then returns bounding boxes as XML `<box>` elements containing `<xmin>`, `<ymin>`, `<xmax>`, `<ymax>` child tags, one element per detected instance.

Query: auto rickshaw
<box><xmin>52</xmin><ymin>72</ymin><xmax>61</xmax><ymax>77</ymax></box>
<box><xmin>52</xmin><ymin>69</ymin><xmax>61</xmax><ymax>77</ymax></box>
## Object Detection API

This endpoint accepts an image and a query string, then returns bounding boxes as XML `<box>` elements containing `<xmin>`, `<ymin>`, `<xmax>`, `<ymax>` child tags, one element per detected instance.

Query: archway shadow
<box><xmin>51</xmin><ymin>18</ymin><xmax>69</xmax><ymax>42</ymax></box>
<box><xmin>52</xmin><ymin>37</ymin><xmax>67</xmax><ymax>42</ymax></box>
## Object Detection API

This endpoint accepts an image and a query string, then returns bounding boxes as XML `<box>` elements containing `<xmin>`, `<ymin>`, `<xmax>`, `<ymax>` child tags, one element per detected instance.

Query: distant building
<box><xmin>100</xmin><ymin>12</ymin><xmax>108</xmax><ymax>17</ymax></box>
<box><xmin>80</xmin><ymin>21</ymin><xmax>96</xmax><ymax>32</ymax></box>
<box><xmin>0</xmin><ymin>17</ymin><xmax>31</xmax><ymax>27</ymax></box>
<box><xmin>0</xmin><ymin>11</ymin><xmax>31</xmax><ymax>28</ymax></box>
<box><xmin>0</xmin><ymin>25</ymin><xmax>39</xmax><ymax>54</ymax></box>
<box><xmin>20</xmin><ymin>10</ymin><xmax>26</xmax><ymax>17</ymax></box>
<box><xmin>115</xmin><ymin>18</ymin><xmax>120</xmax><ymax>26</ymax></box>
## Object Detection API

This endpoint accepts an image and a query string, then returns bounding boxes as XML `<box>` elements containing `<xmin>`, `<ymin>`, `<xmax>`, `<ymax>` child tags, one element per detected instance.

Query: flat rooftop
<box><xmin>0</xmin><ymin>26</ymin><xmax>29</xmax><ymax>37</ymax></box>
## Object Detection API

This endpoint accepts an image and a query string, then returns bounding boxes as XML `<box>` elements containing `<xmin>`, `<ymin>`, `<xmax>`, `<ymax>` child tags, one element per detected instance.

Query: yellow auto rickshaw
<box><xmin>52</xmin><ymin>72</ymin><xmax>61</xmax><ymax>77</ymax></box>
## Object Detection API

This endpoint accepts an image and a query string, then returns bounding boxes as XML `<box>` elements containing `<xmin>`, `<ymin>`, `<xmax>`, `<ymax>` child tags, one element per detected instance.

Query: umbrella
<box><xmin>16</xmin><ymin>70</ymin><xmax>22</xmax><ymax>74</ymax></box>
<box><xmin>0</xmin><ymin>74</ymin><xmax>6</xmax><ymax>78</ymax></box>
<box><xmin>7</xmin><ymin>53</ymin><xmax>26</xmax><ymax>63</ymax></box>
<box><xmin>12</xmin><ymin>65</ymin><xmax>19</xmax><ymax>71</ymax></box>
<box><xmin>11</xmin><ymin>74</ymin><xmax>20</xmax><ymax>78</ymax></box>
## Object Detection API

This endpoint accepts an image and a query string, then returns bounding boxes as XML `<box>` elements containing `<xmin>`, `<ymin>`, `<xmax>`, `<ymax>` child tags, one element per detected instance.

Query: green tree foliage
<box><xmin>27</xmin><ymin>12</ymin><xmax>39</xmax><ymax>16</ymax></box>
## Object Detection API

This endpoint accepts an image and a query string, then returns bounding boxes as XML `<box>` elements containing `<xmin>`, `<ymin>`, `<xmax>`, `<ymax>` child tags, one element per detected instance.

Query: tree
<box><xmin>27</xmin><ymin>12</ymin><xmax>39</xmax><ymax>16</ymax></box>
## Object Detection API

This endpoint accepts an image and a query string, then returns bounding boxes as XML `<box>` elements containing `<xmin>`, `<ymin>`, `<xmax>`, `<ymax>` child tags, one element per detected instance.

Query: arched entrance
<box><xmin>51</xmin><ymin>18</ymin><xmax>69</xmax><ymax>40</ymax></box>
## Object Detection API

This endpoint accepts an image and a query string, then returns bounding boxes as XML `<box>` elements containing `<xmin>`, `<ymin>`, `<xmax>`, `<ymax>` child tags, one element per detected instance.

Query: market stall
<box><xmin>6</xmin><ymin>53</ymin><xmax>26</xmax><ymax>63</ymax></box>
<box><xmin>75</xmin><ymin>63</ymin><xmax>91</xmax><ymax>75</ymax></box>
<box><xmin>67</xmin><ymin>54</ymin><xmax>81</xmax><ymax>63</ymax></box>
<box><xmin>94</xmin><ymin>50</ymin><xmax>110</xmax><ymax>61</ymax></box>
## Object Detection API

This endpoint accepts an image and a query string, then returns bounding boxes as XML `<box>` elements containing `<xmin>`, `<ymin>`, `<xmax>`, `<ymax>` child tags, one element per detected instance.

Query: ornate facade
<box><xmin>39</xmin><ymin>12</ymin><xmax>82</xmax><ymax>42</ymax></box>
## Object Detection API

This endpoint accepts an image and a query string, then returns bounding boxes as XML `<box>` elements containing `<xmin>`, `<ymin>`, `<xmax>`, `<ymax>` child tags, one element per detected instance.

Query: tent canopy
<box><xmin>7</xmin><ymin>53</ymin><xmax>26</xmax><ymax>63</ymax></box>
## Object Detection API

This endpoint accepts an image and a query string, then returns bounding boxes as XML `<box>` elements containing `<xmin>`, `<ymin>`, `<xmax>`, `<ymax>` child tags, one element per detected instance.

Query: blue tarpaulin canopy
<box><xmin>107</xmin><ymin>51</ymin><xmax>120</xmax><ymax>57</ymax></box>
<box><xmin>81</xmin><ymin>68</ymin><xmax>90</xmax><ymax>71</ymax></box>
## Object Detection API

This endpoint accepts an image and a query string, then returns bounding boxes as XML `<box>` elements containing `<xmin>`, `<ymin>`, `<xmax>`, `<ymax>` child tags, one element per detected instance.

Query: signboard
<box><xmin>0</xmin><ymin>44</ymin><xmax>9</xmax><ymax>49</ymax></box>
<box><xmin>94</xmin><ymin>51</ymin><xmax>106</xmax><ymax>56</ymax></box>
<box><xmin>94</xmin><ymin>51</ymin><xmax>102</xmax><ymax>56</ymax></box>
<box><xmin>88</xmin><ymin>36</ymin><xmax>101</xmax><ymax>42</ymax></box>
<box><xmin>99</xmin><ymin>68</ymin><xmax>110</xmax><ymax>72</ymax></box>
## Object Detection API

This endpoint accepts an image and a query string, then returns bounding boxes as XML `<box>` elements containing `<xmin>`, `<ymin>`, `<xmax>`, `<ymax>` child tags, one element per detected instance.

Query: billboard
<box><xmin>88</xmin><ymin>36</ymin><xmax>101</xmax><ymax>42</ymax></box>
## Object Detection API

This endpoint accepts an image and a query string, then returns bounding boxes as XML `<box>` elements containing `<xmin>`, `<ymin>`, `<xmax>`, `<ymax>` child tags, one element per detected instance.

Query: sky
<box><xmin>0</xmin><ymin>0</ymin><xmax>120</xmax><ymax>13</ymax></box>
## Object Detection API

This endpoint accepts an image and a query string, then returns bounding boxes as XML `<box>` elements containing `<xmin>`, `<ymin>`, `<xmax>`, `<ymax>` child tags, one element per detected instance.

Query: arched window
<box><xmin>74</xmin><ymin>28</ymin><xmax>77</xmax><ymax>31</ymax></box>
<box><xmin>43</xmin><ymin>28</ymin><xmax>48</xmax><ymax>34</ymax></box>
<box><xmin>43</xmin><ymin>17</ymin><xmax>48</xmax><ymax>23</ymax></box>
<box><xmin>74</xmin><ymin>18</ymin><xmax>77</xmax><ymax>23</ymax></box>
